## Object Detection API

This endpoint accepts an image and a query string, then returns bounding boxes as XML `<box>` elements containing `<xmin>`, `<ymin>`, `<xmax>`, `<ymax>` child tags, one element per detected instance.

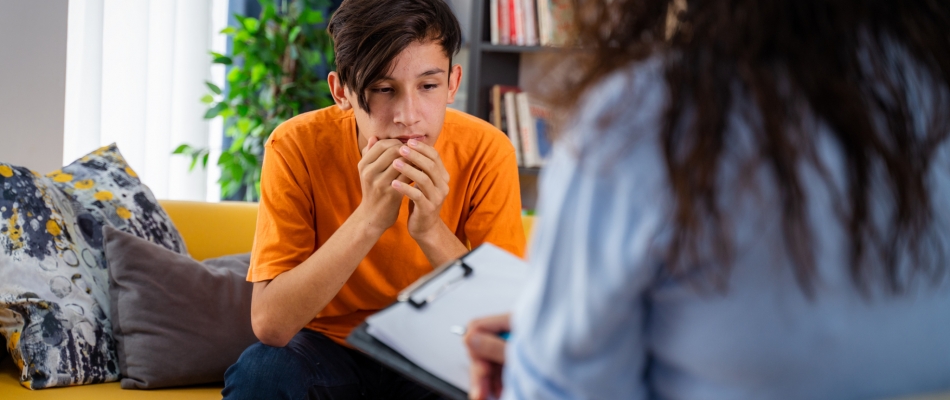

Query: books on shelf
<box><xmin>546</xmin><ymin>0</ymin><xmax>575</xmax><ymax>47</ymax></box>
<box><xmin>489</xmin><ymin>84</ymin><xmax>552</xmax><ymax>168</ymax></box>
<box><xmin>488</xmin><ymin>0</ymin><xmax>574</xmax><ymax>47</ymax></box>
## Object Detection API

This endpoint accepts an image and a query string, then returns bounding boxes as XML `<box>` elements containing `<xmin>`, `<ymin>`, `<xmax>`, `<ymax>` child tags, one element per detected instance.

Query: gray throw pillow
<box><xmin>104</xmin><ymin>225</ymin><xmax>257</xmax><ymax>389</ymax></box>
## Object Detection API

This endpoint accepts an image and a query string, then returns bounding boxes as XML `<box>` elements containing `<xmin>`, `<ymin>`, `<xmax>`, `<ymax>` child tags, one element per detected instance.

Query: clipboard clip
<box><xmin>397</xmin><ymin>259</ymin><xmax>474</xmax><ymax>309</ymax></box>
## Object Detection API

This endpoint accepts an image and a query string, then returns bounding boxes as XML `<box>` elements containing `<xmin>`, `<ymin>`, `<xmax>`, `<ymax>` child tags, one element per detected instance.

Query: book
<box><xmin>490</xmin><ymin>0</ymin><xmax>499</xmax><ymax>44</ymax></box>
<box><xmin>515</xmin><ymin>92</ymin><xmax>554</xmax><ymax>167</ymax></box>
<box><xmin>537</xmin><ymin>0</ymin><xmax>551</xmax><ymax>46</ymax></box>
<box><xmin>548</xmin><ymin>0</ymin><xmax>575</xmax><ymax>47</ymax></box>
<box><xmin>531</xmin><ymin>102</ymin><xmax>553</xmax><ymax>161</ymax></box>
<box><xmin>503</xmin><ymin>89</ymin><xmax>524</xmax><ymax>166</ymax></box>
<box><xmin>499</xmin><ymin>0</ymin><xmax>511</xmax><ymax>45</ymax></box>
<box><xmin>511</xmin><ymin>0</ymin><xmax>524</xmax><ymax>45</ymax></box>
<box><xmin>522</xmin><ymin>0</ymin><xmax>539</xmax><ymax>46</ymax></box>
<box><xmin>515</xmin><ymin>92</ymin><xmax>540</xmax><ymax>167</ymax></box>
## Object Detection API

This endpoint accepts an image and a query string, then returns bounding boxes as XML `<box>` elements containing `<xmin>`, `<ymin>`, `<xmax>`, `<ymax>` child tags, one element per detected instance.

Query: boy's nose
<box><xmin>393</xmin><ymin>92</ymin><xmax>422</xmax><ymax>127</ymax></box>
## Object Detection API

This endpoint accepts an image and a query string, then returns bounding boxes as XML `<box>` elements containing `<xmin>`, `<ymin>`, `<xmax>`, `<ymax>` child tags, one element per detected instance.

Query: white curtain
<box><xmin>64</xmin><ymin>0</ymin><xmax>229</xmax><ymax>201</ymax></box>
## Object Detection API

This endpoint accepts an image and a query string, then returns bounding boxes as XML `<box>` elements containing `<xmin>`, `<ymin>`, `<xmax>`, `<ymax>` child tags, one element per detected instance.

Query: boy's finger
<box><xmin>365</xmin><ymin>145</ymin><xmax>405</xmax><ymax>177</ymax></box>
<box><xmin>399</xmin><ymin>145</ymin><xmax>449</xmax><ymax>184</ymax></box>
<box><xmin>391</xmin><ymin>179</ymin><xmax>426</xmax><ymax>206</ymax></box>
<box><xmin>393</xmin><ymin>159</ymin><xmax>442</xmax><ymax>200</ymax></box>
<box><xmin>407</xmin><ymin>138</ymin><xmax>441</xmax><ymax>161</ymax></box>
<box><xmin>360</xmin><ymin>136</ymin><xmax>378</xmax><ymax>156</ymax></box>
<box><xmin>361</xmin><ymin>138</ymin><xmax>401</xmax><ymax>163</ymax></box>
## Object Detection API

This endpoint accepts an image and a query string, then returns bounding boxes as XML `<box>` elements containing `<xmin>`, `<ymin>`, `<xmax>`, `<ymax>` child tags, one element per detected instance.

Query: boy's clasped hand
<box><xmin>357</xmin><ymin>136</ymin><xmax>450</xmax><ymax>239</ymax></box>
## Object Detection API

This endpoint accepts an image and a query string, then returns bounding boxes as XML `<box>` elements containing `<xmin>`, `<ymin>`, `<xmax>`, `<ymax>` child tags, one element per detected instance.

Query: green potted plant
<box><xmin>176</xmin><ymin>0</ymin><xmax>334</xmax><ymax>201</ymax></box>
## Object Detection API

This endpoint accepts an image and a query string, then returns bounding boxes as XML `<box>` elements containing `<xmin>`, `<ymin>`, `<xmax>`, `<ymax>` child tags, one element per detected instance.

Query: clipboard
<box><xmin>346</xmin><ymin>243</ymin><xmax>529</xmax><ymax>400</ymax></box>
<box><xmin>347</xmin><ymin>323</ymin><xmax>468</xmax><ymax>400</ymax></box>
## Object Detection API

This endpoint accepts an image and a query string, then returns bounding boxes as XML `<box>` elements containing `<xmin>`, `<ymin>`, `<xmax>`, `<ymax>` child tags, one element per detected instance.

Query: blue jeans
<box><xmin>222</xmin><ymin>329</ymin><xmax>442</xmax><ymax>399</ymax></box>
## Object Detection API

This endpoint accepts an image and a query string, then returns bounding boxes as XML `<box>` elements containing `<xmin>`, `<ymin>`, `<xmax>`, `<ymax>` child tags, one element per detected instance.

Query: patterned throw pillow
<box><xmin>0</xmin><ymin>144</ymin><xmax>188</xmax><ymax>389</ymax></box>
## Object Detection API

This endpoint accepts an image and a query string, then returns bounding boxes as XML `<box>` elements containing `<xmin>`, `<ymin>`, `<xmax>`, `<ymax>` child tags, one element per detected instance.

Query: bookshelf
<box><xmin>465</xmin><ymin>0</ymin><xmax>564</xmax><ymax>210</ymax></box>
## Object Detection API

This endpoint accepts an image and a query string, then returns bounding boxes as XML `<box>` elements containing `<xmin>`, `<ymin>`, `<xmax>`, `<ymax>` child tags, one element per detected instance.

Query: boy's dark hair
<box><xmin>328</xmin><ymin>0</ymin><xmax>462</xmax><ymax>114</ymax></box>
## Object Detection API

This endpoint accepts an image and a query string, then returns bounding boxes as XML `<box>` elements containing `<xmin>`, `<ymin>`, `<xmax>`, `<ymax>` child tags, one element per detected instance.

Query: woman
<box><xmin>465</xmin><ymin>0</ymin><xmax>950</xmax><ymax>399</ymax></box>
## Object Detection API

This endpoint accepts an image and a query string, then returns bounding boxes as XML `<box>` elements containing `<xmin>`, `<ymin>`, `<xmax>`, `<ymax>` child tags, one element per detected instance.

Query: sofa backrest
<box><xmin>159</xmin><ymin>200</ymin><xmax>259</xmax><ymax>261</ymax></box>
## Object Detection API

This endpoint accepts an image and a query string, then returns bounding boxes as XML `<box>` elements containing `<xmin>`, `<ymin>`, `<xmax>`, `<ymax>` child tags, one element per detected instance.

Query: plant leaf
<box><xmin>237</xmin><ymin>118</ymin><xmax>252</xmax><ymax>134</ymax></box>
<box><xmin>289</xmin><ymin>26</ymin><xmax>301</xmax><ymax>43</ymax></box>
<box><xmin>251</xmin><ymin>64</ymin><xmax>267</xmax><ymax>84</ymax></box>
<box><xmin>213</xmin><ymin>55</ymin><xmax>233</xmax><ymax>65</ymax></box>
<box><xmin>172</xmin><ymin>144</ymin><xmax>191</xmax><ymax>154</ymax></box>
<box><xmin>262</xmin><ymin>3</ymin><xmax>276</xmax><ymax>21</ymax></box>
<box><xmin>217</xmin><ymin>151</ymin><xmax>234</xmax><ymax>166</ymax></box>
<box><xmin>205</xmin><ymin>81</ymin><xmax>223</xmax><ymax>95</ymax></box>
<box><xmin>227</xmin><ymin>68</ymin><xmax>244</xmax><ymax>83</ymax></box>
<box><xmin>302</xmin><ymin>9</ymin><xmax>324</xmax><ymax>24</ymax></box>
<box><xmin>200</xmin><ymin>94</ymin><xmax>215</xmax><ymax>104</ymax></box>
<box><xmin>204</xmin><ymin>102</ymin><xmax>228</xmax><ymax>119</ymax></box>
<box><xmin>241</xmin><ymin>17</ymin><xmax>259</xmax><ymax>33</ymax></box>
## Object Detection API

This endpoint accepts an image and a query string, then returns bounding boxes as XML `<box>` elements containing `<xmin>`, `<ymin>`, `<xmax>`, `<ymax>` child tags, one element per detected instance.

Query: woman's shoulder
<box><xmin>563</xmin><ymin>56</ymin><xmax>670</xmax><ymax>174</ymax></box>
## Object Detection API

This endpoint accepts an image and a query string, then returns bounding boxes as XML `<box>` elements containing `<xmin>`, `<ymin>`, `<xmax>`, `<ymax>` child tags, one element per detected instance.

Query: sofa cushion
<box><xmin>0</xmin><ymin>144</ymin><xmax>188</xmax><ymax>389</ymax></box>
<box><xmin>105</xmin><ymin>226</ymin><xmax>257</xmax><ymax>389</ymax></box>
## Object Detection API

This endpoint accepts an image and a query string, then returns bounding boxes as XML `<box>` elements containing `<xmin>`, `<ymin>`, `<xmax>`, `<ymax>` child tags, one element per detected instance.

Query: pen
<box><xmin>450</xmin><ymin>325</ymin><xmax>510</xmax><ymax>341</ymax></box>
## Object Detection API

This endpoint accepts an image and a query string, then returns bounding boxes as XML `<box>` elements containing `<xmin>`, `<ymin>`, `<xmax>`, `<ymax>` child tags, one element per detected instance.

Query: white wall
<box><xmin>0</xmin><ymin>0</ymin><xmax>69</xmax><ymax>173</ymax></box>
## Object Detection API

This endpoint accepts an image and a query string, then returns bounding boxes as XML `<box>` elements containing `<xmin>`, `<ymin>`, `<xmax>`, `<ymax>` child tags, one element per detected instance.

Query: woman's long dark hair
<box><xmin>558</xmin><ymin>0</ymin><xmax>950</xmax><ymax>294</ymax></box>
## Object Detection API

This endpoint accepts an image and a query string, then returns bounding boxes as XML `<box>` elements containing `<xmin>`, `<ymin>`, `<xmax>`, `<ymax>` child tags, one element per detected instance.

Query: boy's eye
<box><xmin>422</xmin><ymin>84</ymin><xmax>438</xmax><ymax>90</ymax></box>
<box><xmin>371</xmin><ymin>87</ymin><xmax>393</xmax><ymax>94</ymax></box>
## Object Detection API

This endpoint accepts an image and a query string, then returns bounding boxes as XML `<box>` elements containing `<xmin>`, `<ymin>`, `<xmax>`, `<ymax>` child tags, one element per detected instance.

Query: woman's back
<box><xmin>503</xmin><ymin>53</ymin><xmax>950</xmax><ymax>399</ymax></box>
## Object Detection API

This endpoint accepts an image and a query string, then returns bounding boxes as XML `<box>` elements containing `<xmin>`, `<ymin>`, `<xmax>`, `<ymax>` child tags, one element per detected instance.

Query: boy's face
<box><xmin>329</xmin><ymin>40</ymin><xmax>463</xmax><ymax>150</ymax></box>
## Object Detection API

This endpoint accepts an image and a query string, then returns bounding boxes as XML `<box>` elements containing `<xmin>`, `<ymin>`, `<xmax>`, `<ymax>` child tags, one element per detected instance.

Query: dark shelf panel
<box><xmin>518</xmin><ymin>166</ymin><xmax>542</xmax><ymax>175</ymax></box>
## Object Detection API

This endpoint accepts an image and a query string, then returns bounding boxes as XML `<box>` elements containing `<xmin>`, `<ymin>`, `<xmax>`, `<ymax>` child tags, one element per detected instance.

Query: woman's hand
<box><xmin>464</xmin><ymin>313</ymin><xmax>511</xmax><ymax>400</ymax></box>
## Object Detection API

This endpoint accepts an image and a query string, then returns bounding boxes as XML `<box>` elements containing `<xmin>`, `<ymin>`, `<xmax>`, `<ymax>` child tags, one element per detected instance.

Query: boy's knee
<box><xmin>223</xmin><ymin>343</ymin><xmax>308</xmax><ymax>398</ymax></box>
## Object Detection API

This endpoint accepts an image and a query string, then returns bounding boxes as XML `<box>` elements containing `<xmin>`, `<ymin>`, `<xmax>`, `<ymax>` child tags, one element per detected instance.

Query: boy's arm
<box><xmin>251</xmin><ymin>138</ymin><xmax>408</xmax><ymax>347</ymax></box>
<box><xmin>251</xmin><ymin>205</ymin><xmax>384</xmax><ymax>347</ymax></box>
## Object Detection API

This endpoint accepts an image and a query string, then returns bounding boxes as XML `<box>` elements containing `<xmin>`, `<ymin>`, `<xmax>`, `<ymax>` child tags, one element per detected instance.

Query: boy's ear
<box><xmin>446</xmin><ymin>64</ymin><xmax>463</xmax><ymax>105</ymax></box>
<box><xmin>327</xmin><ymin>71</ymin><xmax>352</xmax><ymax>111</ymax></box>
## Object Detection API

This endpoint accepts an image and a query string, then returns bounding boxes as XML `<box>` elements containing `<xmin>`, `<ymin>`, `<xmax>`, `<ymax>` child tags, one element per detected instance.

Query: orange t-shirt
<box><xmin>248</xmin><ymin>105</ymin><xmax>526</xmax><ymax>346</ymax></box>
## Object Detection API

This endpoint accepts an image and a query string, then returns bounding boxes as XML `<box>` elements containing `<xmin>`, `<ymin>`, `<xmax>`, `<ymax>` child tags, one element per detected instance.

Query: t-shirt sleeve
<box><xmin>464</xmin><ymin>144</ymin><xmax>527</xmax><ymax>258</ymax></box>
<box><xmin>247</xmin><ymin>135</ymin><xmax>316</xmax><ymax>282</ymax></box>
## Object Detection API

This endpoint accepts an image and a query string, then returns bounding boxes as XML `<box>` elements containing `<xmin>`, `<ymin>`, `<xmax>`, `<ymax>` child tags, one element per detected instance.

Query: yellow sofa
<box><xmin>0</xmin><ymin>200</ymin><xmax>536</xmax><ymax>399</ymax></box>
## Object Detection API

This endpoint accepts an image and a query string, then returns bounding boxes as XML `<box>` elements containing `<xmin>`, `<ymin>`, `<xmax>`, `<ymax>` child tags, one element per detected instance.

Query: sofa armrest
<box><xmin>159</xmin><ymin>200</ymin><xmax>259</xmax><ymax>261</ymax></box>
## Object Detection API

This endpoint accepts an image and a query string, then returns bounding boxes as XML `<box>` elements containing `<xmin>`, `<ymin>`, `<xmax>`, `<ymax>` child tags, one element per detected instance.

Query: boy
<box><xmin>222</xmin><ymin>0</ymin><xmax>526</xmax><ymax>398</ymax></box>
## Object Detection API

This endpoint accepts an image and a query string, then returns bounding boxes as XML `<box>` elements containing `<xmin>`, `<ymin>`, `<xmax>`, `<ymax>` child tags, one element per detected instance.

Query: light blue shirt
<box><xmin>502</xmin><ymin>57</ymin><xmax>950</xmax><ymax>399</ymax></box>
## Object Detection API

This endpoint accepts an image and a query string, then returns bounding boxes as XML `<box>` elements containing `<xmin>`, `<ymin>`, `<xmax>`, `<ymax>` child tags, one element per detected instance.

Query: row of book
<box><xmin>489</xmin><ymin>85</ymin><xmax>552</xmax><ymax>168</ymax></box>
<box><xmin>488</xmin><ymin>0</ymin><xmax>574</xmax><ymax>47</ymax></box>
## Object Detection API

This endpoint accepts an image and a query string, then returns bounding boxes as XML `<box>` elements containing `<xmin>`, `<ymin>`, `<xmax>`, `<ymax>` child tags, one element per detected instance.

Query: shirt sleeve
<box><xmin>502</xmin><ymin>59</ymin><xmax>670</xmax><ymax>399</ymax></box>
<box><xmin>464</xmin><ymin>145</ymin><xmax>527</xmax><ymax>258</ymax></box>
<box><xmin>247</xmin><ymin>134</ymin><xmax>317</xmax><ymax>282</ymax></box>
